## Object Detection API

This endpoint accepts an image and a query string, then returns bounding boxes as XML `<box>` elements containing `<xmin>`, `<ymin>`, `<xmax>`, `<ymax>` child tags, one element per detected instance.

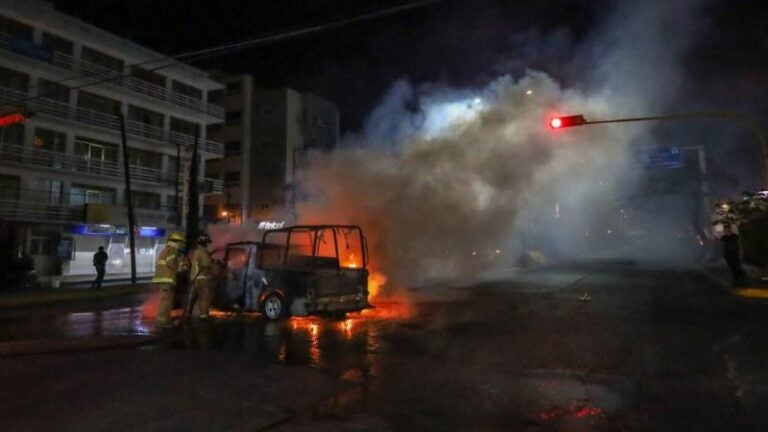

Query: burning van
<box><xmin>214</xmin><ymin>225</ymin><xmax>371</xmax><ymax>320</ymax></box>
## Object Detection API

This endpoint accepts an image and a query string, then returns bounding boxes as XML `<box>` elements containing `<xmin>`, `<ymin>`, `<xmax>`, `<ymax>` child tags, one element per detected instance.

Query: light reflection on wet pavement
<box><xmin>5</xmin><ymin>265</ymin><xmax>768</xmax><ymax>430</ymax></box>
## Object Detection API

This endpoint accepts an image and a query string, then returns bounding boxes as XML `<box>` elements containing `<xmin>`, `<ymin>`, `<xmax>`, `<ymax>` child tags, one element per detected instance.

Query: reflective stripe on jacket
<box><xmin>152</xmin><ymin>244</ymin><xmax>181</xmax><ymax>284</ymax></box>
<box><xmin>191</xmin><ymin>247</ymin><xmax>213</xmax><ymax>281</ymax></box>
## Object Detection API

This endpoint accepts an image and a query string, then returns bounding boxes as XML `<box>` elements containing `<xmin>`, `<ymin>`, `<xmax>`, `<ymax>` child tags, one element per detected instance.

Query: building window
<box><xmin>224</xmin><ymin>140</ymin><xmax>241</xmax><ymax>157</ymax></box>
<box><xmin>41</xmin><ymin>32</ymin><xmax>73</xmax><ymax>56</ymax></box>
<box><xmin>77</xmin><ymin>91</ymin><xmax>121</xmax><ymax>115</ymax></box>
<box><xmin>171</xmin><ymin>80</ymin><xmax>202</xmax><ymax>100</ymax></box>
<box><xmin>0</xmin><ymin>123</ymin><xmax>24</xmax><ymax>146</ymax></box>
<box><xmin>30</xmin><ymin>179</ymin><xmax>62</xmax><ymax>204</ymax></box>
<box><xmin>224</xmin><ymin>171</ymin><xmax>240</xmax><ymax>187</ymax></box>
<box><xmin>74</xmin><ymin>137</ymin><xmax>119</xmax><ymax>173</ymax></box>
<box><xmin>70</xmin><ymin>184</ymin><xmax>117</xmax><ymax>205</ymax></box>
<box><xmin>226</xmin><ymin>81</ymin><xmax>242</xmax><ymax>95</ymax></box>
<box><xmin>130</xmin><ymin>66</ymin><xmax>165</xmax><ymax>88</ymax></box>
<box><xmin>128</xmin><ymin>105</ymin><xmax>163</xmax><ymax>127</ymax></box>
<box><xmin>81</xmin><ymin>46</ymin><xmax>124</xmax><ymax>73</ymax></box>
<box><xmin>203</xmin><ymin>204</ymin><xmax>218</xmax><ymax>218</ymax></box>
<box><xmin>32</xmin><ymin>128</ymin><xmax>66</xmax><ymax>153</ymax></box>
<box><xmin>128</xmin><ymin>148</ymin><xmax>162</xmax><ymax>170</ymax></box>
<box><xmin>0</xmin><ymin>175</ymin><xmax>20</xmax><ymax>200</ymax></box>
<box><xmin>166</xmin><ymin>195</ymin><xmax>179</xmax><ymax>211</ymax></box>
<box><xmin>37</xmin><ymin>79</ymin><xmax>70</xmax><ymax>103</ymax></box>
<box><xmin>132</xmin><ymin>191</ymin><xmax>161</xmax><ymax>210</ymax></box>
<box><xmin>170</xmin><ymin>117</ymin><xmax>200</xmax><ymax>137</ymax></box>
<box><xmin>206</xmin><ymin>123</ymin><xmax>222</xmax><ymax>136</ymax></box>
<box><xmin>225</xmin><ymin>110</ymin><xmax>242</xmax><ymax>125</ymax></box>
<box><xmin>0</xmin><ymin>15</ymin><xmax>33</xmax><ymax>40</ymax></box>
<box><xmin>0</xmin><ymin>65</ymin><xmax>29</xmax><ymax>92</ymax></box>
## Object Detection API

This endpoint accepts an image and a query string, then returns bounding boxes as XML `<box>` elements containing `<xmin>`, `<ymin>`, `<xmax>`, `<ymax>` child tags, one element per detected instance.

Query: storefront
<box><xmin>62</xmin><ymin>224</ymin><xmax>167</xmax><ymax>283</ymax></box>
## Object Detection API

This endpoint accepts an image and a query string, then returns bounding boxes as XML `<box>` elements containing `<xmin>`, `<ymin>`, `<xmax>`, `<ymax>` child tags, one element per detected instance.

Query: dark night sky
<box><xmin>53</xmin><ymin>0</ymin><xmax>768</xmax><ymax>192</ymax></box>
<box><xmin>53</xmin><ymin>0</ymin><xmax>602</xmax><ymax>130</ymax></box>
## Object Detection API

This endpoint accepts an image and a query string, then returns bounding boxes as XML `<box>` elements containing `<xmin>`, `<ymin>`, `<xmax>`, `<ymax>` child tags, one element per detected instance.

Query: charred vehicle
<box><xmin>215</xmin><ymin>225</ymin><xmax>371</xmax><ymax>320</ymax></box>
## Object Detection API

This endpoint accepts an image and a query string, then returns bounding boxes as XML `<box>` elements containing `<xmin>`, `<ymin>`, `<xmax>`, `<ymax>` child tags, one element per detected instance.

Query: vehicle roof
<box><xmin>225</xmin><ymin>241</ymin><xmax>262</xmax><ymax>247</ymax></box>
<box><xmin>263</xmin><ymin>224</ymin><xmax>363</xmax><ymax>234</ymax></box>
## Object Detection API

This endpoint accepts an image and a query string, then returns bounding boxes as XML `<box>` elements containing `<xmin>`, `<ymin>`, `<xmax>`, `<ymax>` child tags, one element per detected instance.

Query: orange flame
<box><xmin>342</xmin><ymin>252</ymin><xmax>361</xmax><ymax>269</ymax></box>
<box><xmin>367</xmin><ymin>270</ymin><xmax>388</xmax><ymax>300</ymax></box>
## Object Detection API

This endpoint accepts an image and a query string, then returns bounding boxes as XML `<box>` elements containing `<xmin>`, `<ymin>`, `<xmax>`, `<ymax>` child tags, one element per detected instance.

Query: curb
<box><xmin>0</xmin><ymin>334</ymin><xmax>157</xmax><ymax>356</ymax></box>
<box><xmin>0</xmin><ymin>285</ymin><xmax>154</xmax><ymax>308</ymax></box>
<box><xmin>701</xmin><ymin>268</ymin><xmax>768</xmax><ymax>300</ymax></box>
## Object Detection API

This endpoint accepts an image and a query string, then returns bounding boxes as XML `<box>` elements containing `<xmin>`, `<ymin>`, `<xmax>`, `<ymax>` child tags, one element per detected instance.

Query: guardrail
<box><xmin>0</xmin><ymin>86</ymin><xmax>224</xmax><ymax>157</ymax></box>
<box><xmin>0</xmin><ymin>31</ymin><xmax>225</xmax><ymax>119</ymax></box>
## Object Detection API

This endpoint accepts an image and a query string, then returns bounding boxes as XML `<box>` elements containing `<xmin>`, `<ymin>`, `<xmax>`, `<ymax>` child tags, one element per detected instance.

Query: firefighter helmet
<box><xmin>197</xmin><ymin>232</ymin><xmax>211</xmax><ymax>245</ymax></box>
<box><xmin>168</xmin><ymin>231</ymin><xmax>185</xmax><ymax>243</ymax></box>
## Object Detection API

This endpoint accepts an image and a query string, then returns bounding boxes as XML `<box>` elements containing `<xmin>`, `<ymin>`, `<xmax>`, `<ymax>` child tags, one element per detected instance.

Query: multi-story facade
<box><xmin>0</xmin><ymin>0</ymin><xmax>224</xmax><ymax>285</ymax></box>
<box><xmin>205</xmin><ymin>75</ymin><xmax>339</xmax><ymax>225</ymax></box>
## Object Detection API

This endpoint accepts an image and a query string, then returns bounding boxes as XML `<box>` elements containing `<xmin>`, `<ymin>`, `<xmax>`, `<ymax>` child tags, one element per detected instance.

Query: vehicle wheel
<box><xmin>262</xmin><ymin>293</ymin><xmax>287</xmax><ymax>320</ymax></box>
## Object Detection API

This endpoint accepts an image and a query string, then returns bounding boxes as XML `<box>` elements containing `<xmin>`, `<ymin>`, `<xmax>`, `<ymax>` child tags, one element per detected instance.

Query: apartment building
<box><xmin>205</xmin><ymin>75</ymin><xmax>340</xmax><ymax>225</ymax></box>
<box><xmin>0</xmin><ymin>0</ymin><xmax>224</xmax><ymax>285</ymax></box>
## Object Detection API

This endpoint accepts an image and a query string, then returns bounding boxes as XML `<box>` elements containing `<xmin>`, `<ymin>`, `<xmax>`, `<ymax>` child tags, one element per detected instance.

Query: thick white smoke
<box><xmin>293</xmin><ymin>0</ymin><xmax>708</xmax><ymax>289</ymax></box>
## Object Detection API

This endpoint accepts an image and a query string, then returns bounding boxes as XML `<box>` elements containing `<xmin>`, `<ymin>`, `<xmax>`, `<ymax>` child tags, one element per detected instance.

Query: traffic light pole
<box><xmin>575</xmin><ymin>112</ymin><xmax>768</xmax><ymax>187</ymax></box>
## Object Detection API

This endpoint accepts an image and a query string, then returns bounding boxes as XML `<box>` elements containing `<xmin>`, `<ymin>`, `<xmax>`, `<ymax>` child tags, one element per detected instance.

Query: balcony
<box><xmin>0</xmin><ymin>86</ymin><xmax>224</xmax><ymax>156</ymax></box>
<box><xmin>0</xmin><ymin>141</ymin><xmax>172</xmax><ymax>184</ymax></box>
<box><xmin>0</xmin><ymin>31</ymin><xmax>224</xmax><ymax>120</ymax></box>
<box><xmin>0</xmin><ymin>199</ymin><xmax>84</xmax><ymax>224</ymax></box>
<box><xmin>0</xmin><ymin>141</ymin><xmax>223</xmax><ymax>196</ymax></box>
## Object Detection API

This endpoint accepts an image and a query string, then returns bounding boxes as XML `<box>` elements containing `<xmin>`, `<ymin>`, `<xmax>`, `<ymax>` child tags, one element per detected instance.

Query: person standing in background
<box><xmin>91</xmin><ymin>246</ymin><xmax>108</xmax><ymax>289</ymax></box>
<box><xmin>721</xmin><ymin>225</ymin><xmax>745</xmax><ymax>287</ymax></box>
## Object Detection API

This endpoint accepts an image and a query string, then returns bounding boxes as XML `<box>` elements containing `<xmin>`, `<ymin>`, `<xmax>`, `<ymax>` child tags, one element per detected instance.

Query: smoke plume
<box><xmin>294</xmin><ymin>0</ymin><xmax>707</xmax><ymax>290</ymax></box>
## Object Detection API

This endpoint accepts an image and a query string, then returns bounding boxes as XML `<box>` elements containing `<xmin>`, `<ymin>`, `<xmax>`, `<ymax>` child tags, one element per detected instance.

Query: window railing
<box><xmin>0</xmin><ymin>141</ymin><xmax>176</xmax><ymax>184</ymax></box>
<box><xmin>0</xmin><ymin>86</ymin><xmax>224</xmax><ymax>157</ymax></box>
<box><xmin>0</xmin><ymin>31</ymin><xmax>224</xmax><ymax>119</ymax></box>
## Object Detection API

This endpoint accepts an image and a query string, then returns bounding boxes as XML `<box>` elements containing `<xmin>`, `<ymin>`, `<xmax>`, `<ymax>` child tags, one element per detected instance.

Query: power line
<box><xmin>1</xmin><ymin>0</ymin><xmax>445</xmax><ymax>110</ymax></box>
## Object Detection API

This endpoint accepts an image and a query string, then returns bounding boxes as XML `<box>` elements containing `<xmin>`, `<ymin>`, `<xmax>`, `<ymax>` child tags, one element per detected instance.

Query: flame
<box><xmin>342</xmin><ymin>252</ymin><xmax>361</xmax><ymax>268</ymax></box>
<box><xmin>367</xmin><ymin>270</ymin><xmax>388</xmax><ymax>300</ymax></box>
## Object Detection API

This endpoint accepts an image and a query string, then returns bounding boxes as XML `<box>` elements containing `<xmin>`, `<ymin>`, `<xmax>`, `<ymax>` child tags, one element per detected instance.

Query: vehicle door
<box><xmin>310</xmin><ymin>227</ymin><xmax>348</xmax><ymax>297</ymax></box>
<box><xmin>335</xmin><ymin>226</ymin><xmax>368</xmax><ymax>295</ymax></box>
<box><xmin>221</xmin><ymin>245</ymin><xmax>250</xmax><ymax>308</ymax></box>
<box><xmin>242</xmin><ymin>245</ymin><xmax>264</xmax><ymax>311</ymax></box>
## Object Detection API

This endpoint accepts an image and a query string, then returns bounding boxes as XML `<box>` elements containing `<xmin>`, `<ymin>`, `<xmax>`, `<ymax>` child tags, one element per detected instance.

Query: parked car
<box><xmin>214</xmin><ymin>225</ymin><xmax>371</xmax><ymax>320</ymax></box>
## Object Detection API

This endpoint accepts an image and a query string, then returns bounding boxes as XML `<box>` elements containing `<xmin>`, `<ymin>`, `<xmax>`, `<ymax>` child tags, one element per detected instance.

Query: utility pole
<box><xmin>185</xmin><ymin>130</ymin><xmax>200</xmax><ymax>248</ymax></box>
<box><xmin>119</xmin><ymin>113</ymin><xmax>137</xmax><ymax>286</ymax></box>
<box><xmin>175</xmin><ymin>140</ymin><xmax>182</xmax><ymax>227</ymax></box>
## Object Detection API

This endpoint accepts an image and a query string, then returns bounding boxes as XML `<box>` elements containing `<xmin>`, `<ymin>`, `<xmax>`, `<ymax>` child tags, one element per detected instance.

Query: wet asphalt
<box><xmin>2</xmin><ymin>261</ymin><xmax>768</xmax><ymax>431</ymax></box>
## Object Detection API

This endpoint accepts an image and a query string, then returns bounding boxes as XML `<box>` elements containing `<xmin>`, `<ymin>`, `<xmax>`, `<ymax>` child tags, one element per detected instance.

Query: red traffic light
<box><xmin>549</xmin><ymin>114</ymin><xmax>587</xmax><ymax>129</ymax></box>
<box><xmin>0</xmin><ymin>110</ymin><xmax>32</xmax><ymax>127</ymax></box>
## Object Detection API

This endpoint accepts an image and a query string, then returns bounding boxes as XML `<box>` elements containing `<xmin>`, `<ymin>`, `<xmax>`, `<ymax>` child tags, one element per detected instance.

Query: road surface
<box><xmin>1</xmin><ymin>260</ymin><xmax>767</xmax><ymax>431</ymax></box>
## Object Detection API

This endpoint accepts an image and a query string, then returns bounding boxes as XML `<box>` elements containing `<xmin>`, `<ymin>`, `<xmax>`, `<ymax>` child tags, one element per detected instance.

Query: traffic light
<box><xmin>0</xmin><ymin>110</ymin><xmax>33</xmax><ymax>127</ymax></box>
<box><xmin>549</xmin><ymin>114</ymin><xmax>587</xmax><ymax>129</ymax></box>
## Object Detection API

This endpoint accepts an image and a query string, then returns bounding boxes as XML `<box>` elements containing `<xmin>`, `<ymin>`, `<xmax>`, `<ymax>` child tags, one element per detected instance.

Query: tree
<box><xmin>712</xmin><ymin>190</ymin><xmax>768</xmax><ymax>226</ymax></box>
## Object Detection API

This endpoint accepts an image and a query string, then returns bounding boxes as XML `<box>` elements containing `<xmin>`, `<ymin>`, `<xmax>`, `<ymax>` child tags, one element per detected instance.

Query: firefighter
<box><xmin>153</xmin><ymin>231</ymin><xmax>186</xmax><ymax>328</ymax></box>
<box><xmin>188</xmin><ymin>232</ymin><xmax>214</xmax><ymax>319</ymax></box>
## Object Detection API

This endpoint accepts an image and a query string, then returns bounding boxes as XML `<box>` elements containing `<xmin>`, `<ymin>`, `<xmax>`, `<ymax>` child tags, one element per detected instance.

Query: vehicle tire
<box><xmin>262</xmin><ymin>293</ymin><xmax>287</xmax><ymax>321</ymax></box>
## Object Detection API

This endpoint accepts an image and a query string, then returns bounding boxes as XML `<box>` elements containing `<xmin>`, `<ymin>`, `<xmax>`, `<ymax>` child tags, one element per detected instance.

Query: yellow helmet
<box><xmin>168</xmin><ymin>232</ymin><xmax>185</xmax><ymax>243</ymax></box>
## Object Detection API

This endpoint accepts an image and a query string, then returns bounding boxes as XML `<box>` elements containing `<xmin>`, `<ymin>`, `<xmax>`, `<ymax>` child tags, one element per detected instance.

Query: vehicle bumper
<box><xmin>306</xmin><ymin>293</ymin><xmax>371</xmax><ymax>313</ymax></box>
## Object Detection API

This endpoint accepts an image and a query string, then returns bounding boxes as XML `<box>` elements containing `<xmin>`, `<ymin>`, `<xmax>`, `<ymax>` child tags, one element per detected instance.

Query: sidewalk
<box><xmin>703</xmin><ymin>263</ymin><xmax>768</xmax><ymax>299</ymax></box>
<box><xmin>0</xmin><ymin>283</ymin><xmax>153</xmax><ymax>308</ymax></box>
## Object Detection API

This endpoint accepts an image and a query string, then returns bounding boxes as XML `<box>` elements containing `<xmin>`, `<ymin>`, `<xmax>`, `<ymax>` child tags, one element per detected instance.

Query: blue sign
<box><xmin>641</xmin><ymin>147</ymin><xmax>683</xmax><ymax>168</ymax></box>
<box><xmin>69</xmin><ymin>224</ymin><xmax>163</xmax><ymax>237</ymax></box>
<box><xmin>139</xmin><ymin>227</ymin><xmax>165</xmax><ymax>238</ymax></box>
<box><xmin>69</xmin><ymin>224</ymin><xmax>123</xmax><ymax>236</ymax></box>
